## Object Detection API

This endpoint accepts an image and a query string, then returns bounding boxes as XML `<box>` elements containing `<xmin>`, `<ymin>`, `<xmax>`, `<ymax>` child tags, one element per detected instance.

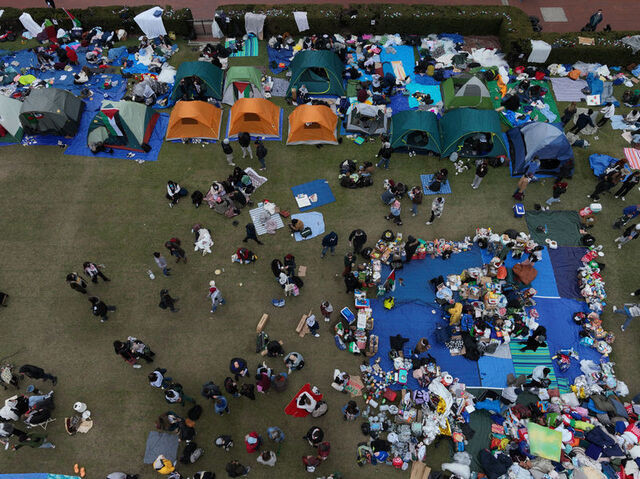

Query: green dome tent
<box><xmin>0</xmin><ymin>95</ymin><xmax>24</xmax><ymax>143</ymax></box>
<box><xmin>222</xmin><ymin>66</ymin><xmax>264</xmax><ymax>106</ymax></box>
<box><xmin>19</xmin><ymin>88</ymin><xmax>84</xmax><ymax>137</ymax></box>
<box><xmin>171</xmin><ymin>61</ymin><xmax>224</xmax><ymax>102</ymax></box>
<box><xmin>440</xmin><ymin>108</ymin><xmax>507</xmax><ymax>158</ymax></box>
<box><xmin>286</xmin><ymin>50</ymin><xmax>345</xmax><ymax>97</ymax></box>
<box><xmin>87</xmin><ymin>100</ymin><xmax>159</xmax><ymax>152</ymax></box>
<box><xmin>390</xmin><ymin>110</ymin><xmax>441</xmax><ymax>154</ymax></box>
<box><xmin>441</xmin><ymin>75</ymin><xmax>492</xmax><ymax>110</ymax></box>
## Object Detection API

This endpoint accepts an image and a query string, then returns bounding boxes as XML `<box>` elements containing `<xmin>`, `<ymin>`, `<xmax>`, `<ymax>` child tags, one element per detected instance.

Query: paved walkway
<box><xmin>0</xmin><ymin>1</ymin><xmax>635</xmax><ymax>34</ymax></box>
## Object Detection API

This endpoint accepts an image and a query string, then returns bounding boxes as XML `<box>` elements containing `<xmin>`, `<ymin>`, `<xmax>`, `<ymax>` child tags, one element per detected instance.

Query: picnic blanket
<box><xmin>292</xmin><ymin>212</ymin><xmax>325</xmax><ymax>241</ymax></box>
<box><xmin>624</xmin><ymin>148</ymin><xmax>640</xmax><ymax>169</ymax></box>
<box><xmin>380</xmin><ymin>45</ymin><xmax>415</xmax><ymax>80</ymax></box>
<box><xmin>291</xmin><ymin>179</ymin><xmax>335</xmax><ymax>211</ymax></box>
<box><xmin>143</xmin><ymin>431</ymin><xmax>179</xmax><ymax>464</ymax></box>
<box><xmin>226</xmin><ymin>35</ymin><xmax>259</xmax><ymax>57</ymax></box>
<box><xmin>420</xmin><ymin>174</ymin><xmax>452</xmax><ymax>195</ymax></box>
<box><xmin>573</xmin><ymin>107</ymin><xmax>599</xmax><ymax>135</ymax></box>
<box><xmin>610</xmin><ymin>115</ymin><xmax>638</xmax><ymax>131</ymax></box>
<box><xmin>249</xmin><ymin>204</ymin><xmax>284</xmax><ymax>235</ymax></box>
<box><xmin>267</xmin><ymin>46</ymin><xmax>294</xmax><ymax>74</ymax></box>
<box><xmin>64</xmin><ymin>113</ymin><xmax>169</xmax><ymax>162</ymax></box>
<box><xmin>525</xmin><ymin>210</ymin><xmax>583</xmax><ymax>247</ymax></box>
<box><xmin>488</xmin><ymin>80</ymin><xmax>560</xmax><ymax>126</ymax></box>
<box><xmin>550</xmin><ymin>77</ymin><xmax>588</xmax><ymax>102</ymax></box>
<box><xmin>270</xmin><ymin>78</ymin><xmax>290</xmax><ymax>97</ymax></box>
<box><xmin>406</xmin><ymin>83</ymin><xmax>442</xmax><ymax>109</ymax></box>
<box><xmin>244</xmin><ymin>167</ymin><xmax>267</xmax><ymax>188</ymax></box>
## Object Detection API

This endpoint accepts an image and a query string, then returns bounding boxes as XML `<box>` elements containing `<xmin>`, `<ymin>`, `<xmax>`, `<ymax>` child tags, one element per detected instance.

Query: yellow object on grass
<box><xmin>18</xmin><ymin>75</ymin><xmax>37</xmax><ymax>85</ymax></box>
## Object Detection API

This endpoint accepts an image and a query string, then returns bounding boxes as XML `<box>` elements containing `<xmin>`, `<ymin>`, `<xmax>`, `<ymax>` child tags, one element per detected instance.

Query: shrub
<box><xmin>0</xmin><ymin>5</ymin><xmax>193</xmax><ymax>38</ymax></box>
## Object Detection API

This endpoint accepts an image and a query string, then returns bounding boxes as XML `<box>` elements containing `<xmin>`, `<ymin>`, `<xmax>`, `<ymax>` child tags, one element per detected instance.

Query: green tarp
<box><xmin>171</xmin><ymin>61</ymin><xmax>224</xmax><ymax>101</ymax></box>
<box><xmin>487</xmin><ymin>79</ymin><xmax>560</xmax><ymax>127</ymax></box>
<box><xmin>439</xmin><ymin>108</ymin><xmax>507</xmax><ymax>158</ymax></box>
<box><xmin>390</xmin><ymin>110</ymin><xmax>441</xmax><ymax>154</ymax></box>
<box><xmin>525</xmin><ymin>210</ymin><xmax>583</xmax><ymax>247</ymax></box>
<box><xmin>286</xmin><ymin>50</ymin><xmax>345</xmax><ymax>97</ymax></box>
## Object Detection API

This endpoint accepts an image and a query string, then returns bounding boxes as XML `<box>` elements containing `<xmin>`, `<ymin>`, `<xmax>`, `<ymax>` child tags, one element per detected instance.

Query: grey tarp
<box><xmin>143</xmin><ymin>431</ymin><xmax>179</xmax><ymax>464</ymax></box>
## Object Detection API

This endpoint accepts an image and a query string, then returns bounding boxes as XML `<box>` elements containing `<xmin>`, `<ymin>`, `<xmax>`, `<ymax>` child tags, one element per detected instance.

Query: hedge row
<box><xmin>214</xmin><ymin>4</ymin><xmax>640</xmax><ymax>65</ymax></box>
<box><xmin>0</xmin><ymin>5</ymin><xmax>193</xmax><ymax>38</ymax></box>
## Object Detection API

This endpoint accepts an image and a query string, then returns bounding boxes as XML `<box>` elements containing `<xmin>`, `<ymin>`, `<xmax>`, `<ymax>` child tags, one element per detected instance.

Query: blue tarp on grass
<box><xmin>380</xmin><ymin>45</ymin><xmax>415</xmax><ymax>79</ymax></box>
<box><xmin>267</xmin><ymin>46</ymin><xmax>294</xmax><ymax>74</ymax></box>
<box><xmin>64</xmin><ymin>113</ymin><xmax>169</xmax><ymax>162</ymax></box>
<box><xmin>548</xmin><ymin>246</ymin><xmax>588</xmax><ymax>299</ymax></box>
<box><xmin>291</xmin><ymin>179</ymin><xmax>335</xmax><ymax>211</ymax></box>
<box><xmin>292</xmin><ymin>212</ymin><xmax>325</xmax><ymax>241</ymax></box>
<box><xmin>421</xmin><ymin>174</ymin><xmax>452</xmax><ymax>195</ymax></box>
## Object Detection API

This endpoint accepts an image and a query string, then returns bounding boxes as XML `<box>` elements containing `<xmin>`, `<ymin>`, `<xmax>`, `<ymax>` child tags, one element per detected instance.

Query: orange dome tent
<box><xmin>227</xmin><ymin>98</ymin><xmax>281</xmax><ymax>139</ymax></box>
<box><xmin>286</xmin><ymin>104</ymin><xmax>338</xmax><ymax>146</ymax></box>
<box><xmin>166</xmin><ymin>101</ymin><xmax>223</xmax><ymax>141</ymax></box>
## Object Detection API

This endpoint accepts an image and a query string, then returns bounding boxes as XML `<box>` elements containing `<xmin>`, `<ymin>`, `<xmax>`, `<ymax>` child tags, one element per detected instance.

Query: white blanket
<box><xmin>194</xmin><ymin>228</ymin><xmax>214</xmax><ymax>255</ymax></box>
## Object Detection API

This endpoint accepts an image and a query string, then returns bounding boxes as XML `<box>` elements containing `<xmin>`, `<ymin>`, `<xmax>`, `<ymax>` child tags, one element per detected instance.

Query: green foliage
<box><xmin>0</xmin><ymin>5</ymin><xmax>193</xmax><ymax>38</ymax></box>
<box><xmin>213</xmin><ymin>3</ymin><xmax>640</xmax><ymax>65</ymax></box>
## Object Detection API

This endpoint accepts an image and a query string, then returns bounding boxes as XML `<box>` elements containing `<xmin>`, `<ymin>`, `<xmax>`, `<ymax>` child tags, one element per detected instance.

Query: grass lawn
<box><xmin>1</xmin><ymin>38</ymin><xmax>639</xmax><ymax>478</ymax></box>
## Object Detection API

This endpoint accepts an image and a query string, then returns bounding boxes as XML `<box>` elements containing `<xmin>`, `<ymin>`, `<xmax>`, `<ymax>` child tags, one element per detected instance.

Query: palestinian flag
<box><xmin>63</xmin><ymin>8</ymin><xmax>82</xmax><ymax>29</ymax></box>
<box><xmin>99</xmin><ymin>108</ymin><xmax>124</xmax><ymax>137</ymax></box>
<box><xmin>384</xmin><ymin>269</ymin><xmax>396</xmax><ymax>292</ymax></box>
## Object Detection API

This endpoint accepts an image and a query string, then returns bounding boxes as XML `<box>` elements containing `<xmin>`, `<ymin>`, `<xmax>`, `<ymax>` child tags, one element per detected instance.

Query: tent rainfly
<box><xmin>507</xmin><ymin>122</ymin><xmax>574</xmax><ymax>176</ymax></box>
<box><xmin>227</xmin><ymin>98</ymin><xmax>281</xmax><ymax>139</ymax></box>
<box><xmin>222</xmin><ymin>66</ymin><xmax>264</xmax><ymax>106</ymax></box>
<box><xmin>88</xmin><ymin>100</ymin><xmax>159</xmax><ymax>152</ymax></box>
<box><xmin>287</xmin><ymin>104</ymin><xmax>338</xmax><ymax>145</ymax></box>
<box><xmin>345</xmin><ymin>103</ymin><xmax>389</xmax><ymax>136</ymax></box>
<box><xmin>442</xmin><ymin>75</ymin><xmax>492</xmax><ymax>110</ymax></box>
<box><xmin>0</xmin><ymin>95</ymin><xmax>24</xmax><ymax>143</ymax></box>
<box><xmin>390</xmin><ymin>110</ymin><xmax>441</xmax><ymax>154</ymax></box>
<box><xmin>439</xmin><ymin>108</ymin><xmax>507</xmax><ymax>158</ymax></box>
<box><xmin>286</xmin><ymin>50</ymin><xmax>345</xmax><ymax>97</ymax></box>
<box><xmin>134</xmin><ymin>7</ymin><xmax>167</xmax><ymax>39</ymax></box>
<box><xmin>19</xmin><ymin>88</ymin><xmax>84</xmax><ymax>137</ymax></box>
<box><xmin>171</xmin><ymin>62</ymin><xmax>224</xmax><ymax>102</ymax></box>
<box><xmin>166</xmin><ymin>100</ymin><xmax>223</xmax><ymax>141</ymax></box>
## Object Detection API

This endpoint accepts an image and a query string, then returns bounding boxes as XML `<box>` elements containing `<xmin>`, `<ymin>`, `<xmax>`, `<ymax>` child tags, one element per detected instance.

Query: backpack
<box><xmin>356</xmin><ymin>443</ymin><xmax>373</xmax><ymax>466</ymax></box>
<box><xmin>179</xmin><ymin>441</ymin><xmax>203</xmax><ymax>464</ymax></box>
<box><xmin>300</xmin><ymin>227</ymin><xmax>313</xmax><ymax>238</ymax></box>
<box><xmin>256</xmin><ymin>331</ymin><xmax>269</xmax><ymax>353</ymax></box>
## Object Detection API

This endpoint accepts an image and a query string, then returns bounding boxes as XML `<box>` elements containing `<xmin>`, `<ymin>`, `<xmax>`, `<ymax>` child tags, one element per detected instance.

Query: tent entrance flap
<box><xmin>406</xmin><ymin>130</ymin><xmax>431</xmax><ymax>147</ymax></box>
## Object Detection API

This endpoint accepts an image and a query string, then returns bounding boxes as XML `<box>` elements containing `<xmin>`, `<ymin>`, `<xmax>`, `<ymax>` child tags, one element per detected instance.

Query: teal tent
<box><xmin>390</xmin><ymin>110</ymin><xmax>441</xmax><ymax>154</ymax></box>
<box><xmin>171</xmin><ymin>61</ymin><xmax>223</xmax><ymax>101</ymax></box>
<box><xmin>439</xmin><ymin>108</ymin><xmax>507</xmax><ymax>158</ymax></box>
<box><xmin>286</xmin><ymin>50</ymin><xmax>345</xmax><ymax>97</ymax></box>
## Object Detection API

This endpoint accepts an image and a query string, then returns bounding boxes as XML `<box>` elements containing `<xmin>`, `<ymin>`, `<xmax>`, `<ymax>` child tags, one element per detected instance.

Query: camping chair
<box><xmin>25</xmin><ymin>411</ymin><xmax>56</xmax><ymax>430</ymax></box>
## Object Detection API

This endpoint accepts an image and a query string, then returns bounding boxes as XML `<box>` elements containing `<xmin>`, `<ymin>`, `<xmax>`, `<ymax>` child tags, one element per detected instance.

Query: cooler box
<box><xmin>341</xmin><ymin>307</ymin><xmax>355</xmax><ymax>323</ymax></box>
<box><xmin>513</xmin><ymin>203</ymin><xmax>525</xmax><ymax>218</ymax></box>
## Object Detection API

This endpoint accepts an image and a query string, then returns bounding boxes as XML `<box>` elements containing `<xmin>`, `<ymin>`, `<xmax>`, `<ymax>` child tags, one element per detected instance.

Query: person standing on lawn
<box><xmin>545</xmin><ymin>180</ymin><xmax>568</xmax><ymax>207</ymax></box>
<box><xmin>89</xmin><ymin>296</ymin><xmax>116</xmax><ymax>322</ymax></box>
<box><xmin>513</xmin><ymin>173</ymin><xmax>532</xmax><ymax>200</ymax></box>
<box><xmin>614</xmin><ymin>171</ymin><xmax>640</xmax><ymax>200</ymax></box>
<box><xmin>408</xmin><ymin>186</ymin><xmax>423</xmax><ymax>215</ymax></box>
<box><xmin>426</xmin><ymin>197</ymin><xmax>445</xmax><ymax>225</ymax></box>
<box><xmin>596</xmin><ymin>102</ymin><xmax>615</xmax><ymax>127</ymax></box>
<box><xmin>612</xmin><ymin>303</ymin><xmax>640</xmax><ymax>331</ymax></box>
<box><xmin>83</xmin><ymin>261</ymin><xmax>110</xmax><ymax>283</ymax></box>
<box><xmin>348</xmin><ymin>229</ymin><xmax>367</xmax><ymax>254</ymax></box>
<box><xmin>238</xmin><ymin>132</ymin><xmax>253</xmax><ymax>160</ymax></box>
<box><xmin>221</xmin><ymin>138</ymin><xmax>235</xmax><ymax>166</ymax></box>
<box><xmin>614</xmin><ymin>224</ymin><xmax>640</xmax><ymax>249</ymax></box>
<box><xmin>243</xmin><ymin>223</ymin><xmax>264</xmax><ymax>245</ymax></box>
<box><xmin>321</xmin><ymin>231</ymin><xmax>338</xmax><ymax>258</ymax></box>
<box><xmin>207</xmin><ymin>280</ymin><xmax>225</xmax><ymax>313</ymax></box>
<box><xmin>165</xmin><ymin>238</ymin><xmax>187</xmax><ymax>264</ymax></box>
<box><xmin>376</xmin><ymin>140</ymin><xmax>393</xmax><ymax>169</ymax></box>
<box><xmin>255</xmin><ymin>140</ymin><xmax>267</xmax><ymax>170</ymax></box>
<box><xmin>153</xmin><ymin>252</ymin><xmax>170</xmax><ymax>276</ymax></box>
<box><xmin>472</xmin><ymin>159</ymin><xmax>488</xmax><ymax>189</ymax></box>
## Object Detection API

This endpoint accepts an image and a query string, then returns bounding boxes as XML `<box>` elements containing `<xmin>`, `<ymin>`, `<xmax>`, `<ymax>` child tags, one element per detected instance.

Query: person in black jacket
<box><xmin>404</xmin><ymin>235</ymin><xmax>420</xmax><ymax>263</ymax></box>
<box><xmin>89</xmin><ymin>296</ymin><xmax>116</xmax><ymax>322</ymax></box>
<box><xmin>472</xmin><ymin>159</ymin><xmax>488</xmax><ymax>189</ymax></box>
<box><xmin>238</xmin><ymin>132</ymin><xmax>253</xmax><ymax>160</ymax></box>
<box><xmin>376</xmin><ymin>141</ymin><xmax>393</xmax><ymax>169</ymax></box>
<box><xmin>243</xmin><ymin>223</ymin><xmax>263</xmax><ymax>245</ymax></box>
<box><xmin>321</xmin><ymin>231</ymin><xmax>338</xmax><ymax>258</ymax></box>
<box><xmin>255</xmin><ymin>140</ymin><xmax>267</xmax><ymax>170</ymax></box>
<box><xmin>614</xmin><ymin>171</ymin><xmax>640</xmax><ymax>200</ymax></box>
<box><xmin>221</xmin><ymin>138</ymin><xmax>235</xmax><ymax>166</ymax></box>
<box><xmin>348</xmin><ymin>229</ymin><xmax>367</xmax><ymax>254</ymax></box>
<box><xmin>18</xmin><ymin>365</ymin><xmax>57</xmax><ymax>385</ymax></box>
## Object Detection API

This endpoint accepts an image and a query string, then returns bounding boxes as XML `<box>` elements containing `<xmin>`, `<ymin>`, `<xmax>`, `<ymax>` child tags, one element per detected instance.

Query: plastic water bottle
<box><xmin>148</xmin><ymin>269</ymin><xmax>155</xmax><ymax>280</ymax></box>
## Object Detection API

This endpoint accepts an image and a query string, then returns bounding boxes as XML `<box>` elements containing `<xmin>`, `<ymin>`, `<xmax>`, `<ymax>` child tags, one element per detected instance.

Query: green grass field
<box><xmin>1</xmin><ymin>38</ymin><xmax>639</xmax><ymax>478</ymax></box>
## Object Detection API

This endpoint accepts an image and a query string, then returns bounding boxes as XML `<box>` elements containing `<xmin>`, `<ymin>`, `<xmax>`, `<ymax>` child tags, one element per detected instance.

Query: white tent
<box><xmin>134</xmin><ymin>7</ymin><xmax>167</xmax><ymax>39</ymax></box>
<box><xmin>19</xmin><ymin>12</ymin><xmax>43</xmax><ymax>37</ymax></box>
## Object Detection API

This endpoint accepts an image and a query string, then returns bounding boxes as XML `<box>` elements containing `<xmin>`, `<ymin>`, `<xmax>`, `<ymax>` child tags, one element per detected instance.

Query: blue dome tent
<box><xmin>507</xmin><ymin>122</ymin><xmax>573</xmax><ymax>176</ymax></box>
